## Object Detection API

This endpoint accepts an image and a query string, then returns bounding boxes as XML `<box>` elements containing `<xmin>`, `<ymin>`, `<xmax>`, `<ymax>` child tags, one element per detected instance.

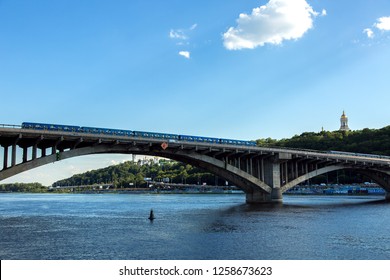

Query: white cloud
<box><xmin>375</xmin><ymin>16</ymin><xmax>390</xmax><ymax>31</ymax></box>
<box><xmin>363</xmin><ymin>28</ymin><xmax>374</xmax><ymax>38</ymax></box>
<box><xmin>169</xmin><ymin>24</ymin><xmax>197</xmax><ymax>41</ymax></box>
<box><xmin>223</xmin><ymin>0</ymin><xmax>323</xmax><ymax>50</ymax></box>
<box><xmin>169</xmin><ymin>29</ymin><xmax>187</xmax><ymax>40</ymax></box>
<box><xmin>321</xmin><ymin>9</ymin><xmax>327</xmax><ymax>16</ymax></box>
<box><xmin>178</xmin><ymin>51</ymin><xmax>190</xmax><ymax>59</ymax></box>
<box><xmin>363</xmin><ymin>16</ymin><xmax>390</xmax><ymax>40</ymax></box>
<box><xmin>169</xmin><ymin>24</ymin><xmax>197</xmax><ymax>58</ymax></box>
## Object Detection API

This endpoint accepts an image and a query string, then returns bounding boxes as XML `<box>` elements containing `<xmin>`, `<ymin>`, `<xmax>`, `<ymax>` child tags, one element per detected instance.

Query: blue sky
<box><xmin>1</xmin><ymin>0</ymin><xmax>390</xmax><ymax>185</ymax></box>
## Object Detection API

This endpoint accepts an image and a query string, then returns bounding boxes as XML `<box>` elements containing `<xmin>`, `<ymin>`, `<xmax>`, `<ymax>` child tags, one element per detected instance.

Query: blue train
<box><xmin>21</xmin><ymin>122</ymin><xmax>257</xmax><ymax>147</ymax></box>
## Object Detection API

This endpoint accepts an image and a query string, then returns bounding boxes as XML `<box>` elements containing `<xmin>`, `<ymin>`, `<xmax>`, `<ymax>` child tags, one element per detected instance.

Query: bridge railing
<box><xmin>0</xmin><ymin>124</ymin><xmax>22</xmax><ymax>129</ymax></box>
<box><xmin>255</xmin><ymin>145</ymin><xmax>390</xmax><ymax>161</ymax></box>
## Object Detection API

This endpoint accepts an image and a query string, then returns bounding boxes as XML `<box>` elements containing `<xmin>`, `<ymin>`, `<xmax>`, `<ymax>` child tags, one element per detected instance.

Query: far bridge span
<box><xmin>1</xmin><ymin>123</ymin><xmax>390</xmax><ymax>203</ymax></box>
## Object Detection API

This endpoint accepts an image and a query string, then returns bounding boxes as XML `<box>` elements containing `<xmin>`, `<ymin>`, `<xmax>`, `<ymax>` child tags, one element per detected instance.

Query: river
<box><xmin>0</xmin><ymin>193</ymin><xmax>389</xmax><ymax>260</ymax></box>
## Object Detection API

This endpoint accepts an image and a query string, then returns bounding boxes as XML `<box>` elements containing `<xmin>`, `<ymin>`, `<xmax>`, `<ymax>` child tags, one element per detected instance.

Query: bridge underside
<box><xmin>1</xmin><ymin>130</ymin><xmax>390</xmax><ymax>203</ymax></box>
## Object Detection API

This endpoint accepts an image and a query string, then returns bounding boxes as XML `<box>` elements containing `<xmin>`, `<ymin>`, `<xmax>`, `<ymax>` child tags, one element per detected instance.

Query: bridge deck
<box><xmin>1</xmin><ymin>126</ymin><xmax>390</xmax><ymax>167</ymax></box>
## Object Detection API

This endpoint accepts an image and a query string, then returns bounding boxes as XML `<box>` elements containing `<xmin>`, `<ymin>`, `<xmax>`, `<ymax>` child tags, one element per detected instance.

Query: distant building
<box><xmin>339</xmin><ymin>111</ymin><xmax>350</xmax><ymax>131</ymax></box>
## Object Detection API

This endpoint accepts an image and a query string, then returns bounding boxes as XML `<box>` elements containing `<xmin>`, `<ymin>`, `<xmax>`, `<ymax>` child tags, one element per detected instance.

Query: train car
<box><xmin>179</xmin><ymin>135</ymin><xmax>219</xmax><ymax>144</ymax></box>
<box><xmin>219</xmin><ymin>138</ymin><xmax>257</xmax><ymax>146</ymax></box>
<box><xmin>199</xmin><ymin>136</ymin><xmax>220</xmax><ymax>144</ymax></box>
<box><xmin>244</xmin><ymin>141</ymin><xmax>257</xmax><ymax>147</ymax></box>
<box><xmin>219</xmin><ymin>138</ymin><xmax>243</xmax><ymax>146</ymax></box>
<box><xmin>133</xmin><ymin>131</ymin><xmax>179</xmax><ymax>140</ymax></box>
<box><xmin>21</xmin><ymin>122</ymin><xmax>258</xmax><ymax>147</ymax></box>
<box><xmin>114</xmin><ymin>129</ymin><xmax>133</xmax><ymax>137</ymax></box>
<box><xmin>178</xmin><ymin>135</ymin><xmax>195</xmax><ymax>142</ymax></box>
<box><xmin>80</xmin><ymin>126</ymin><xmax>133</xmax><ymax>136</ymax></box>
<box><xmin>22</xmin><ymin>122</ymin><xmax>45</xmax><ymax>130</ymax></box>
<box><xmin>22</xmin><ymin>122</ymin><xmax>80</xmax><ymax>132</ymax></box>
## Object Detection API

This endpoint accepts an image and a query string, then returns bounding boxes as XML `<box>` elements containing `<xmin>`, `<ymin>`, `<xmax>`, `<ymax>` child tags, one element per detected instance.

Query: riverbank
<box><xmin>1</xmin><ymin>183</ymin><xmax>385</xmax><ymax>195</ymax></box>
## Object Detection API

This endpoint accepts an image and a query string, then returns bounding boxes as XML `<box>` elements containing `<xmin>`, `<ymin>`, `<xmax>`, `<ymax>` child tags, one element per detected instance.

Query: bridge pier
<box><xmin>245</xmin><ymin>157</ymin><xmax>284</xmax><ymax>203</ymax></box>
<box><xmin>271</xmin><ymin>188</ymin><xmax>283</xmax><ymax>202</ymax></box>
<box><xmin>245</xmin><ymin>188</ymin><xmax>283</xmax><ymax>204</ymax></box>
<box><xmin>246</xmin><ymin>191</ymin><xmax>270</xmax><ymax>204</ymax></box>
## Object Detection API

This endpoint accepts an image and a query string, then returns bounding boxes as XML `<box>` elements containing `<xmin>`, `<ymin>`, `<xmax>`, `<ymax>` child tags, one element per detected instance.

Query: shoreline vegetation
<box><xmin>0</xmin><ymin>182</ymin><xmax>385</xmax><ymax>196</ymax></box>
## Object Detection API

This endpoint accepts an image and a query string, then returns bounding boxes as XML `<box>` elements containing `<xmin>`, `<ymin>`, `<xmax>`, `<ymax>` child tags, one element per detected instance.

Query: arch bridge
<box><xmin>1</xmin><ymin>125</ymin><xmax>390</xmax><ymax>203</ymax></box>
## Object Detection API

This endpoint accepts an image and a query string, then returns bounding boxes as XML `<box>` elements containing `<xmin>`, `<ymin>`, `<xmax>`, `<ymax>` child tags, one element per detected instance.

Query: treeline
<box><xmin>256</xmin><ymin>126</ymin><xmax>390</xmax><ymax>155</ymax></box>
<box><xmin>53</xmin><ymin>160</ymin><xmax>223</xmax><ymax>188</ymax></box>
<box><xmin>0</xmin><ymin>183</ymin><xmax>47</xmax><ymax>192</ymax></box>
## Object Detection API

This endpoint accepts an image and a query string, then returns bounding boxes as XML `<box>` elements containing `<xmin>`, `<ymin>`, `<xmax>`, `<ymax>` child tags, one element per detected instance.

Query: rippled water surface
<box><xmin>1</xmin><ymin>193</ymin><xmax>389</xmax><ymax>259</ymax></box>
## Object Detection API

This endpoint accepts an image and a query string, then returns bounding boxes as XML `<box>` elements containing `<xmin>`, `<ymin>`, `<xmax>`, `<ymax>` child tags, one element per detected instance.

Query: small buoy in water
<box><xmin>148</xmin><ymin>209</ymin><xmax>155</xmax><ymax>221</ymax></box>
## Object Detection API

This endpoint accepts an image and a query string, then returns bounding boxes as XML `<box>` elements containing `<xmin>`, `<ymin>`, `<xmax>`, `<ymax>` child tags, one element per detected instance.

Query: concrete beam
<box><xmin>277</xmin><ymin>152</ymin><xmax>292</xmax><ymax>160</ymax></box>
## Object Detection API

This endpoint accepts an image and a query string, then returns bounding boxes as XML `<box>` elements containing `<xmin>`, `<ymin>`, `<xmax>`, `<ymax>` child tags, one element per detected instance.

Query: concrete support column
<box><xmin>22</xmin><ymin>147</ymin><xmax>28</xmax><ymax>163</ymax></box>
<box><xmin>264</xmin><ymin>161</ymin><xmax>281</xmax><ymax>188</ymax></box>
<box><xmin>11</xmin><ymin>144</ymin><xmax>17</xmax><ymax>167</ymax></box>
<box><xmin>255</xmin><ymin>159</ymin><xmax>260</xmax><ymax>179</ymax></box>
<box><xmin>3</xmin><ymin>146</ymin><xmax>8</xmax><ymax>169</ymax></box>
<box><xmin>264</xmin><ymin>159</ymin><xmax>283</xmax><ymax>202</ymax></box>
<box><xmin>32</xmin><ymin>144</ymin><xmax>37</xmax><ymax>160</ymax></box>
<box><xmin>261</xmin><ymin>158</ymin><xmax>264</xmax><ymax>181</ymax></box>
<box><xmin>284</xmin><ymin>162</ymin><xmax>288</xmax><ymax>183</ymax></box>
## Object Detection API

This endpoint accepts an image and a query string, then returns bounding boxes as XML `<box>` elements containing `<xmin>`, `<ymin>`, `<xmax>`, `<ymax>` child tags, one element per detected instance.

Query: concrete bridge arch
<box><xmin>0</xmin><ymin>144</ymin><xmax>274</xmax><ymax>202</ymax></box>
<box><xmin>281</xmin><ymin>165</ymin><xmax>390</xmax><ymax>199</ymax></box>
